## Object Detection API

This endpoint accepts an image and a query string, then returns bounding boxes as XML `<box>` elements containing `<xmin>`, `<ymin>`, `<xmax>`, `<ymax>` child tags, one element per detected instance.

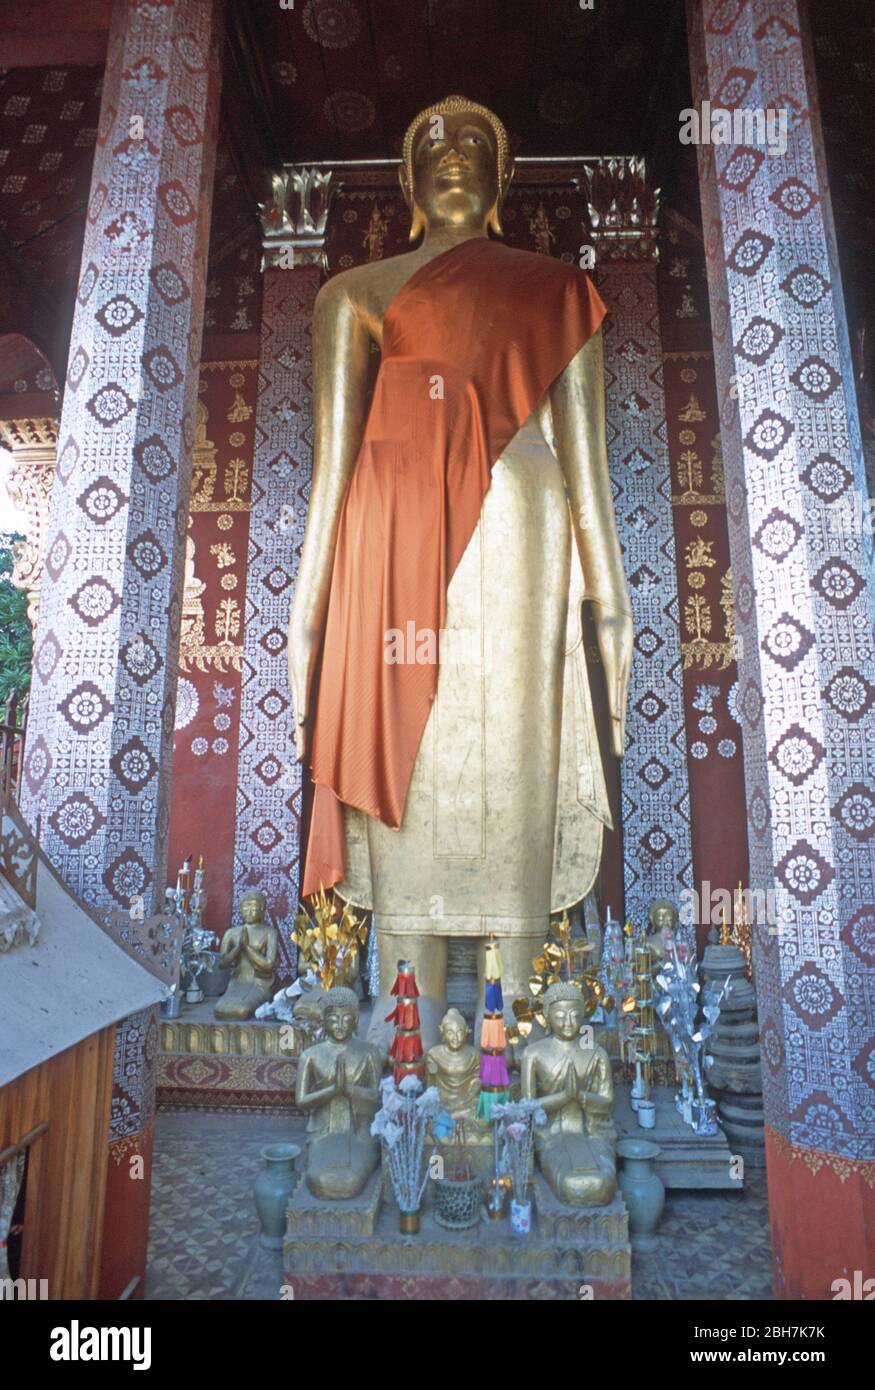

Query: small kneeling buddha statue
<box><xmin>521</xmin><ymin>981</ymin><xmax>616</xmax><ymax>1206</ymax></box>
<box><xmin>214</xmin><ymin>890</ymin><xmax>278</xmax><ymax>1021</ymax></box>
<box><xmin>426</xmin><ymin>1008</ymin><xmax>482</xmax><ymax>1129</ymax></box>
<box><xmin>295</xmin><ymin>987</ymin><xmax>383</xmax><ymax>1199</ymax></box>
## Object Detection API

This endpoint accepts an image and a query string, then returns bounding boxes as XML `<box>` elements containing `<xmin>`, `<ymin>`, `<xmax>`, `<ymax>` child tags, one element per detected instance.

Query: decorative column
<box><xmin>688</xmin><ymin>0</ymin><xmax>875</xmax><ymax>1297</ymax></box>
<box><xmin>0</xmin><ymin>416</ymin><xmax>58</xmax><ymax>628</ymax></box>
<box><xmin>17</xmin><ymin>0</ymin><xmax>223</xmax><ymax>1298</ymax></box>
<box><xmin>585</xmin><ymin>159</ymin><xmax>694</xmax><ymax>940</ymax></box>
<box><xmin>232</xmin><ymin>167</ymin><xmax>335</xmax><ymax>976</ymax></box>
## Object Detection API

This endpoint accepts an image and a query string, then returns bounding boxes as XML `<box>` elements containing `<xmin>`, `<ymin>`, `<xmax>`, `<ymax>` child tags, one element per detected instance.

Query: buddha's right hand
<box><xmin>287</xmin><ymin>621</ymin><xmax>316</xmax><ymax>763</ymax></box>
<box><xmin>335</xmin><ymin>1054</ymin><xmax>347</xmax><ymax>1094</ymax></box>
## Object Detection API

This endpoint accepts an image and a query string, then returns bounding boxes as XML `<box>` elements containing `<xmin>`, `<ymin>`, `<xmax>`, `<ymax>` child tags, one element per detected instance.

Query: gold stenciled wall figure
<box><xmin>668</xmin><ymin>362</ymin><xmax>733</xmax><ymax>670</ymax></box>
<box><xmin>179</xmin><ymin>380</ymin><xmax>253</xmax><ymax>675</ymax></box>
<box><xmin>528</xmin><ymin>201</ymin><xmax>556</xmax><ymax>256</ymax></box>
<box><xmin>191</xmin><ymin>400</ymin><xmax>217</xmax><ymax>506</ymax></box>
<box><xmin>682</xmin><ymin>546</ymin><xmax>734</xmax><ymax>671</ymax></box>
<box><xmin>362</xmin><ymin>204</ymin><xmax>392</xmax><ymax>261</ymax></box>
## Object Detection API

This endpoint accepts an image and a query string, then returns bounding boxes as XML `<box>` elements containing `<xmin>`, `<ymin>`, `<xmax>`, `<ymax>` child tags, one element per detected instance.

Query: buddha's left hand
<box><xmin>593</xmin><ymin>606</ymin><xmax>633</xmax><ymax>757</ymax></box>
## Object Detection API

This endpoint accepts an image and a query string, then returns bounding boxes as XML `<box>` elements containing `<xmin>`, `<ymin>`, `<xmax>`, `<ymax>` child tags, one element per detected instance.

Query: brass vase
<box><xmin>399</xmin><ymin>1209</ymin><xmax>421</xmax><ymax>1235</ymax></box>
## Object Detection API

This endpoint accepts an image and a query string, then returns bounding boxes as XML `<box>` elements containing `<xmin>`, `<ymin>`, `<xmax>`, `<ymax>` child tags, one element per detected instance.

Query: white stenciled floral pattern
<box><xmin>174</xmin><ymin>677</ymin><xmax>199</xmax><ymax>730</ymax></box>
<box><xmin>601</xmin><ymin>258</ymin><xmax>692</xmax><ymax>935</ymax></box>
<box><xmin>17</xmin><ymin>0</ymin><xmax>223</xmax><ymax>1150</ymax></box>
<box><xmin>691</xmin><ymin>0</ymin><xmax>875</xmax><ymax>1162</ymax></box>
<box><xmin>233</xmin><ymin>273</ymin><xmax>319</xmax><ymax>975</ymax></box>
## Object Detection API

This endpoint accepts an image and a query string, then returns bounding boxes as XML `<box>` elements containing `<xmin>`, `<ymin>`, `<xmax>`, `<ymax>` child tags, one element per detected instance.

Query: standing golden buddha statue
<box><xmin>288</xmin><ymin>96</ymin><xmax>632</xmax><ymax>1047</ymax></box>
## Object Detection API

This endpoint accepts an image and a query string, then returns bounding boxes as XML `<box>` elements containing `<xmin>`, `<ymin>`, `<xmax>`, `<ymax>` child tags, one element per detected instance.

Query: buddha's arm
<box><xmin>588</xmin><ymin>1050</ymin><xmax>615</xmax><ymax>1112</ymax></box>
<box><xmin>549</xmin><ymin>328</ymin><xmax>633</xmax><ymax>757</ymax></box>
<box><xmin>287</xmin><ymin>275</ymin><xmax>372</xmax><ymax>761</ymax></box>
<box><xmin>295</xmin><ymin>1052</ymin><xmax>337</xmax><ymax>1111</ymax></box>
<box><xmin>347</xmin><ymin>1051</ymin><xmax>382</xmax><ymax>1106</ymax></box>
<box><xmin>244</xmin><ymin>930</ymin><xmax>277</xmax><ymax>978</ymax></box>
<box><xmin>521</xmin><ymin>1050</ymin><xmax>574</xmax><ymax>1116</ymax></box>
<box><xmin>217</xmin><ymin>928</ymin><xmax>242</xmax><ymax>970</ymax></box>
<box><xmin>581</xmin><ymin>1088</ymin><xmax>613</xmax><ymax>1116</ymax></box>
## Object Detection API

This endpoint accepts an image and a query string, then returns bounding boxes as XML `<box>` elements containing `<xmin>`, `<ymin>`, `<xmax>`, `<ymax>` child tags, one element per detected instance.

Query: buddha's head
<box><xmin>240</xmin><ymin>890</ymin><xmax>266</xmax><ymax>926</ymax></box>
<box><xmin>648</xmin><ymin>898</ymin><xmax>677</xmax><ymax>938</ymax></box>
<box><xmin>400</xmin><ymin>95</ymin><xmax>514</xmax><ymax>242</ymax></box>
<box><xmin>322</xmin><ymin>985</ymin><xmax>359</xmax><ymax>1043</ymax></box>
<box><xmin>439</xmin><ymin>1007</ymin><xmax>469</xmax><ymax>1053</ymax></box>
<box><xmin>543</xmin><ymin>982</ymin><xmax>585</xmax><ymax>1040</ymax></box>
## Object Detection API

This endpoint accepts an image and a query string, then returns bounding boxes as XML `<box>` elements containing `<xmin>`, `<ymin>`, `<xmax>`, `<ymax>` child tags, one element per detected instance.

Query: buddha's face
<box><xmin>324</xmin><ymin>1004</ymin><xmax>356</xmax><ymax>1042</ymax></box>
<box><xmin>649</xmin><ymin>905</ymin><xmax>676</xmax><ymax>936</ymax></box>
<box><xmin>441</xmin><ymin>1017</ymin><xmax>467</xmax><ymax>1052</ymax></box>
<box><xmin>548</xmin><ymin>998</ymin><xmax>584</xmax><ymax>1041</ymax></box>
<box><xmin>241</xmin><ymin>896</ymin><xmax>264</xmax><ymax>926</ymax></box>
<box><xmin>408</xmin><ymin>110</ymin><xmax>500</xmax><ymax>231</ymax></box>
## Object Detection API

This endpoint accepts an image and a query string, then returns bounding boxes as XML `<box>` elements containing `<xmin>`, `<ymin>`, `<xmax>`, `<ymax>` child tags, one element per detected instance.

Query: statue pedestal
<box><xmin>286</xmin><ymin>1170</ymin><xmax>384</xmax><ymax>1239</ymax></box>
<box><xmin>157</xmin><ymin>999</ymin><xmax>303</xmax><ymax>1112</ymax></box>
<box><xmin>282</xmin><ymin>1174</ymin><xmax>631</xmax><ymax>1299</ymax></box>
<box><xmin>531</xmin><ymin>1176</ymin><xmax>629</xmax><ymax>1244</ymax></box>
<box><xmin>614</xmin><ymin>1084</ymin><xmax>740</xmax><ymax>1189</ymax></box>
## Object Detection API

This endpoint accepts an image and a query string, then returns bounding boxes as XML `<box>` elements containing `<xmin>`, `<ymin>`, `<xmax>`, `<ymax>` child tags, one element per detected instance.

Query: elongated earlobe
<box><xmin>486</xmin><ymin>200</ymin><xmax>504</xmax><ymax>237</ymax></box>
<box><xmin>408</xmin><ymin>203</ymin><xmax>426</xmax><ymax>243</ymax></box>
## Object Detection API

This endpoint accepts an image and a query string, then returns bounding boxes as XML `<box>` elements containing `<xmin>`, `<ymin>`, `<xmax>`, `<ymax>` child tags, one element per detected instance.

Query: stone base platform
<box><xmin>286</xmin><ymin>1170</ymin><xmax>384</xmax><ymax>1238</ymax></box>
<box><xmin>614</xmin><ymin>1085</ymin><xmax>741</xmax><ymax>1189</ymax></box>
<box><xmin>283</xmin><ymin>1171</ymin><xmax>631</xmax><ymax>1300</ymax></box>
<box><xmin>157</xmin><ymin>1000</ymin><xmax>302</xmax><ymax>1112</ymax></box>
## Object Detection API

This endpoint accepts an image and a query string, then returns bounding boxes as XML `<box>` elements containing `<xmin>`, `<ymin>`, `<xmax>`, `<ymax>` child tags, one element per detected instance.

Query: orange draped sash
<box><xmin>302</xmin><ymin>237</ymin><xmax>607</xmax><ymax>898</ymax></box>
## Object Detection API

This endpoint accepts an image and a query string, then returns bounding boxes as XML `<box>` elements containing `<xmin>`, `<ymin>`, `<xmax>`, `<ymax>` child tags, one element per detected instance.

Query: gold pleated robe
<box><xmin>336</xmin><ymin>408</ymin><xmax>612</xmax><ymax>934</ymax></box>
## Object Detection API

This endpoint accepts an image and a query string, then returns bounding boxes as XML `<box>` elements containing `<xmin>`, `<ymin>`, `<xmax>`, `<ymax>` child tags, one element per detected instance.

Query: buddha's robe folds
<box><xmin>298</xmin><ymin>1039</ymin><xmax>382</xmax><ymax>1199</ymax></box>
<box><xmin>525</xmin><ymin>1042</ymin><xmax>617</xmax><ymax>1206</ymax></box>
<box><xmin>302</xmin><ymin>238</ymin><xmax>611</xmax><ymax>929</ymax></box>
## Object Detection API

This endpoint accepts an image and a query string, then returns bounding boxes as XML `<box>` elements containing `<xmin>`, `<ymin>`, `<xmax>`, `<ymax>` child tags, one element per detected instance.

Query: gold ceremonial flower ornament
<box><xmin>509</xmin><ymin>911</ymin><xmax>607</xmax><ymax>1040</ymax></box>
<box><xmin>291</xmin><ymin>886</ymin><xmax>368</xmax><ymax>990</ymax></box>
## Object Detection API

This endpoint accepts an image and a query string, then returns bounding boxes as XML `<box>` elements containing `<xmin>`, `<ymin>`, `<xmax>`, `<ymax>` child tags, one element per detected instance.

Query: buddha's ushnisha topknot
<box><xmin>543</xmin><ymin>981</ymin><xmax>585</xmax><ymax>1011</ymax></box>
<box><xmin>402</xmin><ymin>95</ymin><xmax>511</xmax><ymax>200</ymax></box>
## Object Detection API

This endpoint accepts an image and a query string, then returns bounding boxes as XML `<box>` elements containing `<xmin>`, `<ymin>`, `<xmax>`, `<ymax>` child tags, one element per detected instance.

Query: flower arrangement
<box><xmin>371</xmin><ymin>1074</ymin><xmax>440</xmax><ymax>1232</ymax></box>
<box><xmin>491</xmin><ymin>1098</ymin><xmax>546</xmax><ymax>1203</ymax></box>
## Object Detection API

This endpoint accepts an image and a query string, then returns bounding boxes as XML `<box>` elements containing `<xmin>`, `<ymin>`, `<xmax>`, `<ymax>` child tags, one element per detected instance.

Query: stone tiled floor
<box><xmin>146</xmin><ymin>1110</ymin><xmax>773</xmax><ymax>1301</ymax></box>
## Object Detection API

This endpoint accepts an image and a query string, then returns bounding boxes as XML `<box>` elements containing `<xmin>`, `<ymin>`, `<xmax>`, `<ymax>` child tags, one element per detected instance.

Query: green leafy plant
<box><xmin>0</xmin><ymin>532</ymin><xmax>33</xmax><ymax>709</ymax></box>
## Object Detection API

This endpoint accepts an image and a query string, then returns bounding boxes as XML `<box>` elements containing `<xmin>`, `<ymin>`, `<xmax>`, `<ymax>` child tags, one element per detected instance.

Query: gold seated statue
<box><xmin>295</xmin><ymin>987</ymin><xmax>382</xmax><ymax>1200</ymax></box>
<box><xmin>426</xmin><ymin>1008</ymin><xmax>489</xmax><ymax>1142</ymax></box>
<box><xmin>647</xmin><ymin>896</ymin><xmax>678</xmax><ymax>966</ymax></box>
<box><xmin>214</xmin><ymin>889</ymin><xmax>278</xmax><ymax>1021</ymax></box>
<box><xmin>521</xmin><ymin>982</ymin><xmax>617</xmax><ymax>1206</ymax></box>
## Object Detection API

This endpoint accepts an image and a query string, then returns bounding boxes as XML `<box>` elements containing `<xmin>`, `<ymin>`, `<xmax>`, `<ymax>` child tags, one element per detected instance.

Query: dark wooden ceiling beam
<box><xmin>218</xmin><ymin>0</ymin><xmax>288</xmax><ymax>233</ymax></box>
<box><xmin>0</xmin><ymin>0</ymin><xmax>110</xmax><ymax>67</ymax></box>
<box><xmin>223</xmin><ymin>0</ymin><xmax>284</xmax><ymax>169</ymax></box>
<box><xmin>0</xmin><ymin>229</ymin><xmax>68</xmax><ymax>387</ymax></box>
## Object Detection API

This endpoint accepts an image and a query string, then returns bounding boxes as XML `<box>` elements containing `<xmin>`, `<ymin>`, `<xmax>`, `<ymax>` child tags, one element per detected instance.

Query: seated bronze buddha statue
<box><xmin>295</xmin><ymin>987</ymin><xmax>383</xmax><ymax>1200</ymax></box>
<box><xmin>521</xmin><ymin>981</ymin><xmax>617</xmax><ymax>1206</ymax></box>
